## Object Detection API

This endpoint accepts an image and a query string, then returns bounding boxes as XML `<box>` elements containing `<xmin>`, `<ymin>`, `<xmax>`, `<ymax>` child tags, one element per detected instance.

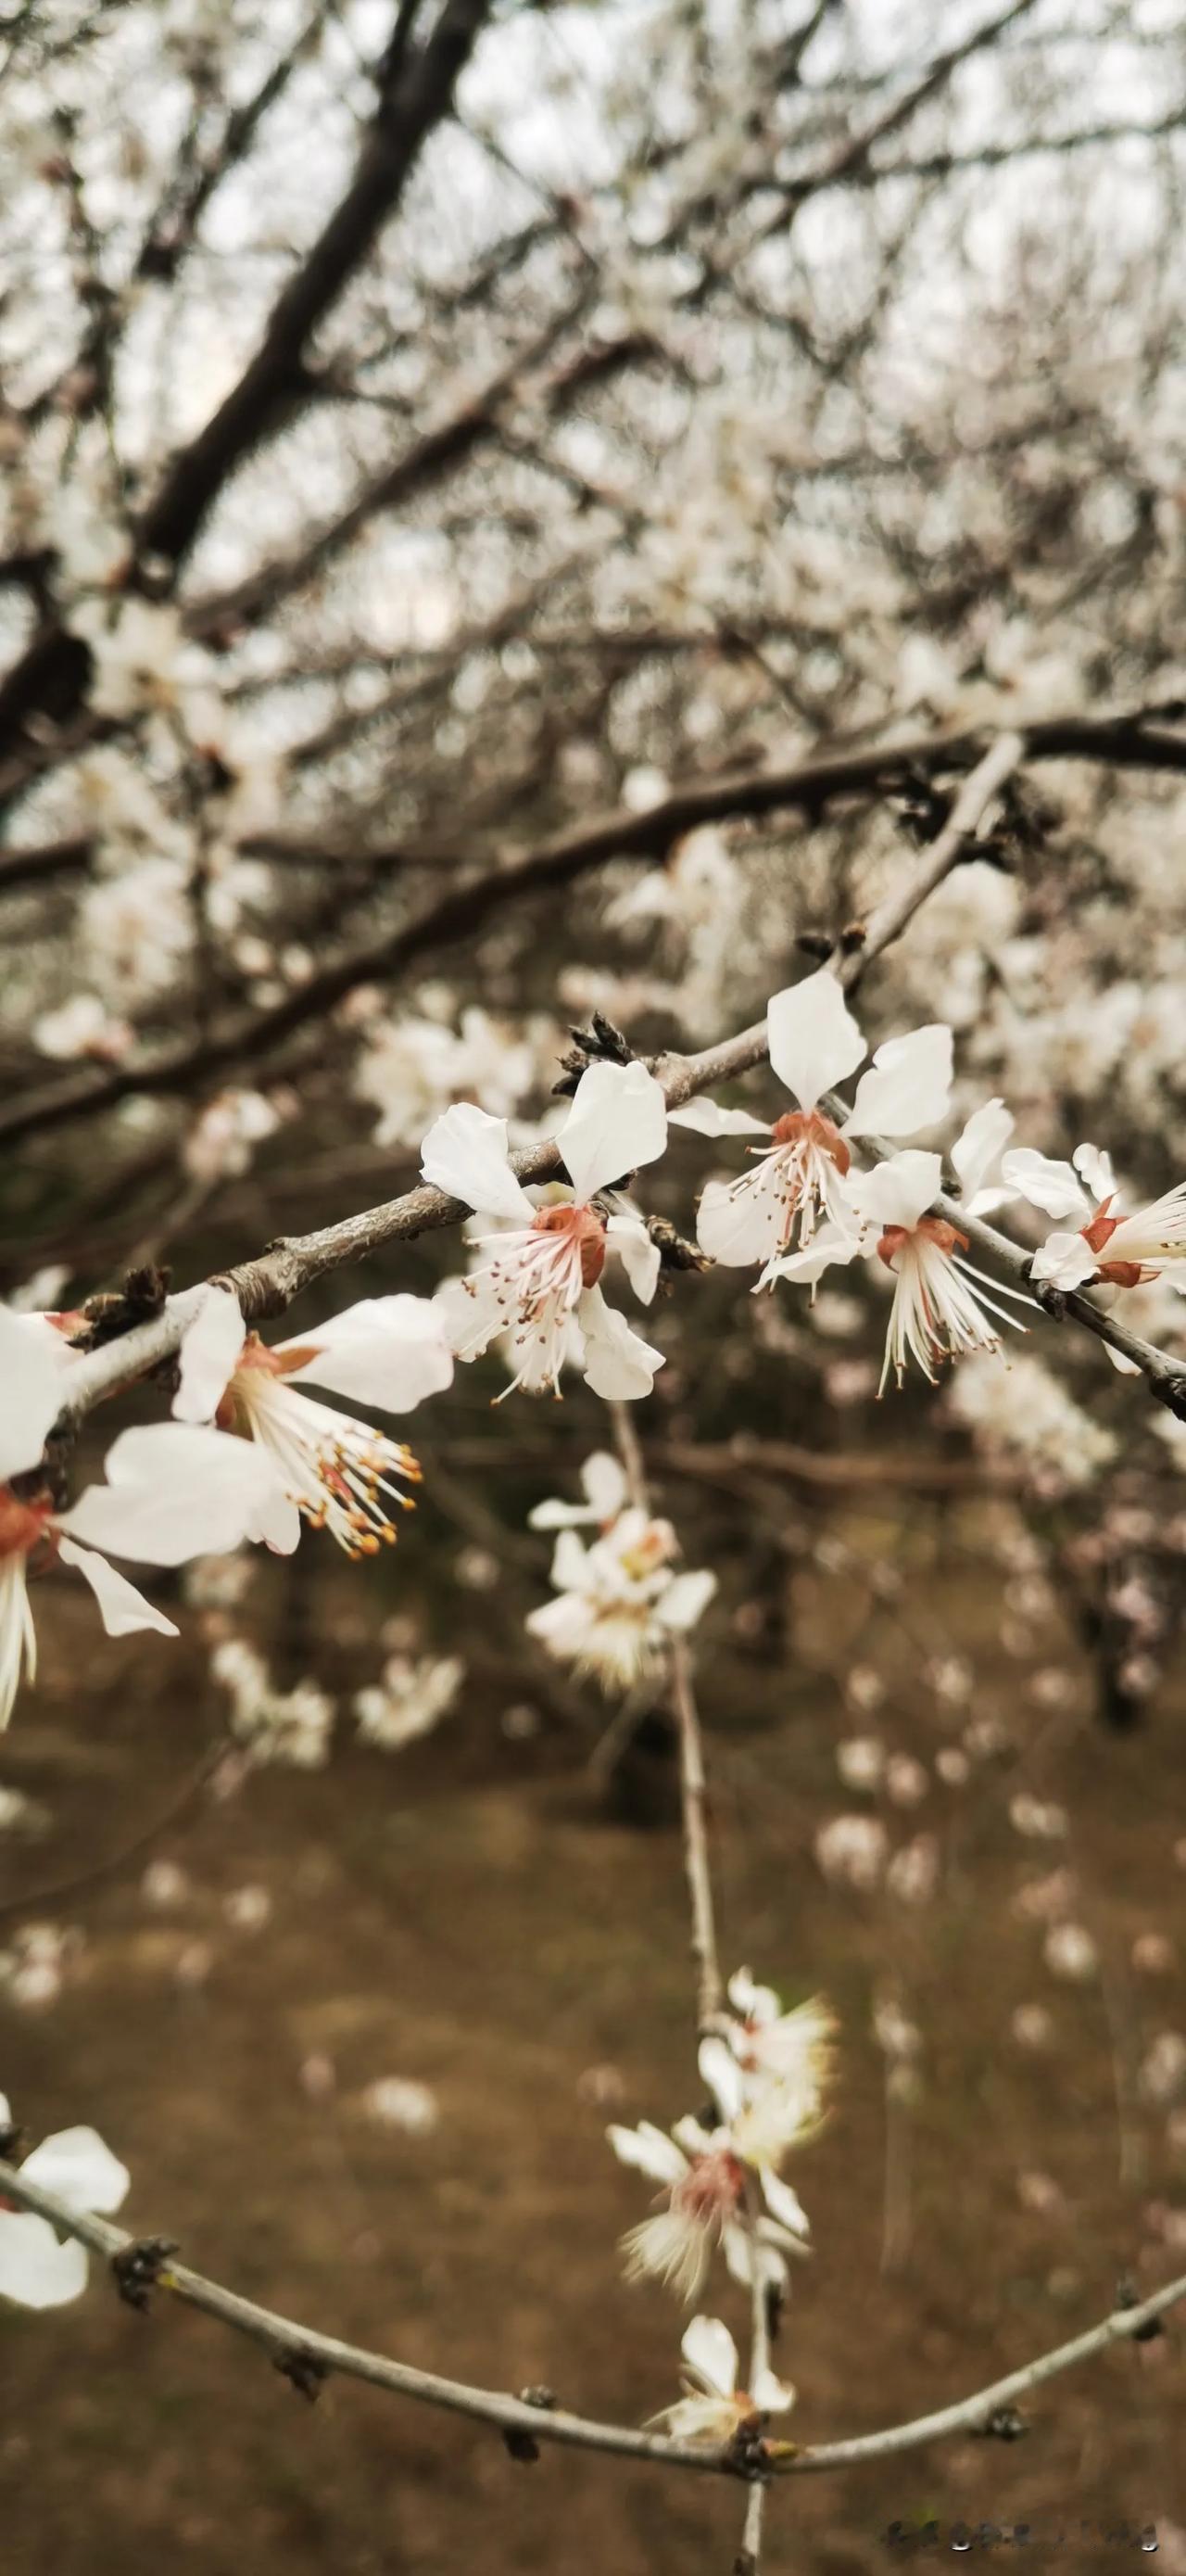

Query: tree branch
<box><xmin>5</xmin><ymin>702</ymin><xmax>1185</xmax><ymax>1146</ymax></box>
<box><xmin>0</xmin><ymin>2154</ymin><xmax>1181</xmax><ymax>2481</ymax></box>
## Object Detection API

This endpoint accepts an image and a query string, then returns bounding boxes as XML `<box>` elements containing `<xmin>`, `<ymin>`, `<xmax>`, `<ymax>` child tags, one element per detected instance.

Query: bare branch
<box><xmin>0</xmin><ymin>2154</ymin><xmax>1181</xmax><ymax>2482</ymax></box>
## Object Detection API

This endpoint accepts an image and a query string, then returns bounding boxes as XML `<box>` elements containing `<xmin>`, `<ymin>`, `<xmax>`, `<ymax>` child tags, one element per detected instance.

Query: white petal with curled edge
<box><xmin>1028</xmin><ymin>1231</ymin><xmax>1099</xmax><ymax>1288</ymax></box>
<box><xmin>0</xmin><ymin>2213</ymin><xmax>90</xmax><ymax>2309</ymax></box>
<box><xmin>682</xmin><ymin>2315</ymin><xmax>738</xmax><ymax>2400</ymax></box>
<box><xmin>558</xmin><ymin>1061</ymin><xmax>668</xmax><ymax>1204</ymax></box>
<box><xmin>606</xmin><ymin>2120</ymin><xmax>688</xmax><ymax>2185</ymax></box>
<box><xmin>751</xmin><ymin>2365</ymin><xmax>795</xmax><ymax>2416</ymax></box>
<box><xmin>60</xmin><ymin>1423</ymin><xmax>298</xmax><ymax>1563</ymax></box>
<box><xmin>173</xmin><ymin>1284</ymin><xmax>246</xmax><ymax>1422</ymax></box>
<box><xmin>1073</xmin><ymin>1141</ymin><xmax>1115</xmax><ymax>1204</ymax></box>
<box><xmin>0</xmin><ymin>2092</ymin><xmax>9</xmax><ymax>2126</ymax></box>
<box><xmin>23</xmin><ymin>2124</ymin><xmax>131</xmax><ymax>2214</ymax></box>
<box><xmin>763</xmin><ymin>1223</ymin><xmax>861</xmax><ymax>1290</ymax></box>
<box><xmin>766</xmin><ymin>971</ymin><xmax>865</xmax><ymax>1112</ymax></box>
<box><xmin>841</xmin><ymin>1023</ymin><xmax>953</xmax><ymax>1140</ymax></box>
<box><xmin>577</xmin><ymin>1290</ymin><xmax>663</xmax><ymax>1401</ymax></box>
<box><xmin>951</xmin><ymin>1098</ymin><xmax>1013</xmax><ymax>1204</ymax></box>
<box><xmin>420</xmin><ymin>1102</ymin><xmax>535</xmax><ymax>1220</ymax></box>
<box><xmin>698</xmin><ymin>2035</ymin><xmax>743</xmax><ymax>2124</ymax></box>
<box><xmin>656</xmin><ymin>1570</ymin><xmax>716</xmax><ymax>1633</ymax></box>
<box><xmin>0</xmin><ymin>1305</ymin><xmax>69</xmax><ymax>1481</ymax></box>
<box><xmin>849</xmin><ymin>1150</ymin><xmax>944</xmax><ymax>1234</ymax></box>
<box><xmin>57</xmin><ymin>1537</ymin><xmax>178</xmax><ymax>1638</ymax></box>
<box><xmin>1000</xmin><ymin>1149</ymin><xmax>1088</xmax><ymax>1222</ymax></box>
<box><xmin>605</xmin><ymin>1210</ymin><xmax>661</xmax><ymax>1305</ymax></box>
<box><xmin>528</xmin><ymin>1451</ymin><xmax>625</xmax><ymax>1531</ymax></box>
<box><xmin>760</xmin><ymin>2166</ymin><xmax>811</xmax><ymax>2240</ymax></box>
<box><xmin>277</xmin><ymin>1293</ymin><xmax>454</xmax><ymax>1414</ymax></box>
<box><xmin>669</xmin><ymin>1098</ymin><xmax>771</xmax><ymax>1138</ymax></box>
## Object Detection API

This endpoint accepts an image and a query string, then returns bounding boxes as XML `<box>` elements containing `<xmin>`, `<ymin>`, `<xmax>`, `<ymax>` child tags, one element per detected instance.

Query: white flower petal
<box><xmin>583</xmin><ymin>1451</ymin><xmax>628</xmax><ymax>1519</ymax></box>
<box><xmin>173</xmin><ymin>1284</ymin><xmax>246</xmax><ymax>1423</ymax></box>
<box><xmin>681</xmin><ymin>2314</ymin><xmax>738</xmax><ymax>2402</ymax></box>
<box><xmin>420</xmin><ymin>1102</ymin><xmax>535</xmax><ymax>1220</ymax></box>
<box><xmin>607</xmin><ymin>2121</ymin><xmax>688</xmax><ymax>2185</ymax></box>
<box><xmin>0</xmin><ymin>1308</ymin><xmax>69</xmax><ymax>1481</ymax></box>
<box><xmin>577</xmin><ymin>1291</ymin><xmax>663</xmax><ymax>1401</ymax></box>
<box><xmin>751</xmin><ymin>2366</ymin><xmax>795</xmax><ymax>2416</ymax></box>
<box><xmin>655</xmin><ymin>1570</ymin><xmax>716</xmax><ymax>1633</ymax></box>
<box><xmin>951</xmin><ymin>1098</ymin><xmax>1013</xmax><ymax>1203</ymax></box>
<box><xmin>549</xmin><ymin>1527</ymin><xmax>589</xmax><ymax>1591</ymax></box>
<box><xmin>57</xmin><ymin>1537</ymin><xmax>178</xmax><ymax>1639</ymax></box>
<box><xmin>669</xmin><ymin>1098</ymin><xmax>771</xmax><ymax>1138</ymax></box>
<box><xmin>23</xmin><ymin>2124</ymin><xmax>131</xmax><ymax>2214</ymax></box>
<box><xmin>1028</xmin><ymin>1231</ymin><xmax>1099</xmax><ymax>1288</ymax></box>
<box><xmin>763</xmin><ymin>1224</ymin><xmax>860</xmax><ymax>1289</ymax></box>
<box><xmin>760</xmin><ymin>2166</ymin><xmax>811</xmax><ymax>2240</ymax></box>
<box><xmin>1000</xmin><ymin>1149</ymin><xmax>1089</xmax><ymax>1222</ymax></box>
<box><xmin>0</xmin><ymin>2213</ymin><xmax>90</xmax><ymax>2309</ymax></box>
<box><xmin>605</xmin><ymin>1211</ymin><xmax>661</xmax><ymax>1305</ymax></box>
<box><xmin>559</xmin><ymin>1062</ymin><xmax>668</xmax><ymax>1204</ymax></box>
<box><xmin>841</xmin><ymin>1024</ymin><xmax>953</xmax><ymax>1141</ymax></box>
<box><xmin>766</xmin><ymin>971</ymin><xmax>865</xmax><ymax>1112</ymax></box>
<box><xmin>61</xmin><ymin>1424</ymin><xmax>297</xmax><ymax>1563</ymax></box>
<box><xmin>277</xmin><ymin>1294</ymin><xmax>454</xmax><ymax>1415</ymax></box>
<box><xmin>698</xmin><ymin>2035</ymin><xmax>743</xmax><ymax>2124</ymax></box>
<box><xmin>1073</xmin><ymin>1141</ymin><xmax>1115</xmax><ymax>1203</ymax></box>
<box><xmin>697</xmin><ymin>1175</ymin><xmax>783</xmax><ymax>1267</ymax></box>
<box><xmin>849</xmin><ymin>1150</ymin><xmax>943</xmax><ymax>1234</ymax></box>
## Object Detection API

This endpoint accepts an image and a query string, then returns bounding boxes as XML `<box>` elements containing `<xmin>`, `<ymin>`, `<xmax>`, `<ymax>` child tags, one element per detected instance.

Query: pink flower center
<box><xmin>877</xmin><ymin>1213</ymin><xmax>965</xmax><ymax>1273</ymax></box>
<box><xmin>771</xmin><ymin>1108</ymin><xmax>851</xmax><ymax>1174</ymax></box>
<box><xmin>674</xmin><ymin>2147</ymin><xmax>746</xmax><ymax>2225</ymax></box>
<box><xmin>0</xmin><ymin>1489</ymin><xmax>54</xmax><ymax>1565</ymax></box>
<box><xmin>531</xmin><ymin>1203</ymin><xmax>607</xmax><ymax>1288</ymax></box>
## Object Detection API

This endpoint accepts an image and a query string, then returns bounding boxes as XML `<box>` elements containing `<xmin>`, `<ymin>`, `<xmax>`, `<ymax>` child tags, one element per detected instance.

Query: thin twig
<box><xmin>608</xmin><ymin>1402</ymin><xmax>724</xmax><ymax>2030</ymax></box>
<box><xmin>668</xmin><ymin>1635</ymin><xmax>724</xmax><ymax>2031</ymax></box>
<box><xmin>0</xmin><ymin>2155</ymin><xmax>1182</xmax><ymax>2478</ymax></box>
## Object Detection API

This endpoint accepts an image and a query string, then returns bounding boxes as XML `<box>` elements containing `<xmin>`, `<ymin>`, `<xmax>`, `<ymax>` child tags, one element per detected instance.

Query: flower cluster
<box><xmin>609</xmin><ymin>1969</ymin><xmax>833</xmax><ymax>2304</ymax></box>
<box><xmin>526</xmin><ymin>1451</ymin><xmax>715</xmax><ymax>1692</ymax></box>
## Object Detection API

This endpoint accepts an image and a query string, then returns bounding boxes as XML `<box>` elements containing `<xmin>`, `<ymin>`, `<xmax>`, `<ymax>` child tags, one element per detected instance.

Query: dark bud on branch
<box><xmin>79</xmin><ymin>1267</ymin><xmax>172</xmax><ymax>1351</ymax></box>
<box><xmin>1117</xmin><ymin>2276</ymin><xmax>1164</xmax><ymax>2341</ymax></box>
<box><xmin>502</xmin><ymin>2429</ymin><xmax>541</xmax><ymax>2465</ymax></box>
<box><xmin>274</xmin><ymin>2344</ymin><xmax>332</xmax><ymax>2400</ymax></box>
<box><xmin>645</xmin><ymin>1213</ymin><xmax>711</xmax><ymax>1275</ymax></box>
<box><xmin>552</xmin><ymin>1012</ymin><xmax>636</xmax><ymax>1096</ymax></box>
<box><xmin>973</xmin><ymin>2404</ymin><xmax>1028</xmax><ymax>2441</ymax></box>
<box><xmin>111</xmin><ymin>2236</ymin><xmax>180</xmax><ymax>2311</ymax></box>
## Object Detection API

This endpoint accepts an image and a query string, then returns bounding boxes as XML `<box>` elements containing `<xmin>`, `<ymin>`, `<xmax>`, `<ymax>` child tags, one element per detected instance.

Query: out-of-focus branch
<box><xmin>6</xmin><ymin>701</ymin><xmax>1186</xmax><ymax>1141</ymax></box>
<box><xmin>44</xmin><ymin>727</ymin><xmax>1186</xmax><ymax>1431</ymax></box>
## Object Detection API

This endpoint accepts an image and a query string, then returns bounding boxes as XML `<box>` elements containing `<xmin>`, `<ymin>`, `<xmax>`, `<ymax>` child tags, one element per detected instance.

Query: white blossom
<box><xmin>355</xmin><ymin>1653</ymin><xmax>463</xmax><ymax>1749</ymax></box>
<box><xmin>423</xmin><ymin>1062</ymin><xmax>668</xmax><ymax>1400</ymax></box>
<box><xmin>174</xmin><ymin>1286</ymin><xmax>453</xmax><ymax>1556</ymax></box>
<box><xmin>526</xmin><ymin>1508</ymin><xmax>715</xmax><ymax>1693</ymax></box>
<box><xmin>0</xmin><ymin>2103</ymin><xmax>130</xmax><ymax>2309</ymax></box>
<box><xmin>647</xmin><ymin>2313</ymin><xmax>794</xmax><ymax>2443</ymax></box>
<box><xmin>686</xmin><ymin>970</ymin><xmax>953</xmax><ymax>1272</ymax></box>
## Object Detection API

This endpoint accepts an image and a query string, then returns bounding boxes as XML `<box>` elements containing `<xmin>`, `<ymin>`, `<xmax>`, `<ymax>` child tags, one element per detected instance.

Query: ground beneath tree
<box><xmin>2</xmin><ymin>1504</ymin><xmax>1185</xmax><ymax>2574</ymax></box>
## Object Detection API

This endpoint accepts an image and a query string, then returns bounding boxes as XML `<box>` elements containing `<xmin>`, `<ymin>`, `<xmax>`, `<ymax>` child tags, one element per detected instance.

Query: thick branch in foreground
<box><xmin>0</xmin><ymin>2157</ymin><xmax>1181</xmax><ymax>2480</ymax></box>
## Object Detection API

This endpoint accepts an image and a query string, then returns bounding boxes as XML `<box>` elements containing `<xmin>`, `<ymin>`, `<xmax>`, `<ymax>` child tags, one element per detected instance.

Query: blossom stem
<box><xmin>608</xmin><ymin>1400</ymin><xmax>723</xmax><ymax>2029</ymax></box>
<box><xmin>670</xmin><ymin>1633</ymin><xmax>724</xmax><ymax>2031</ymax></box>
